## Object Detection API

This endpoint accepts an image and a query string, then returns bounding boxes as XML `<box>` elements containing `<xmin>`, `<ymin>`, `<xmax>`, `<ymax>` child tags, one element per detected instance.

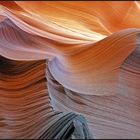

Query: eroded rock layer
<box><xmin>0</xmin><ymin>56</ymin><xmax>92</xmax><ymax>139</ymax></box>
<box><xmin>0</xmin><ymin>1</ymin><xmax>140</xmax><ymax>139</ymax></box>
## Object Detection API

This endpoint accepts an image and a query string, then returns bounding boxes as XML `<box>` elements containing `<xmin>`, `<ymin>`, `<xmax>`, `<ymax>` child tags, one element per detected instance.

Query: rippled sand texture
<box><xmin>0</xmin><ymin>1</ymin><xmax>140</xmax><ymax>139</ymax></box>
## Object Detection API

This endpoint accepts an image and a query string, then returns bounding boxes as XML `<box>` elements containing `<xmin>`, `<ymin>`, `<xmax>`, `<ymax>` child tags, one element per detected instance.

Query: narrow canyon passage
<box><xmin>0</xmin><ymin>1</ymin><xmax>140</xmax><ymax>139</ymax></box>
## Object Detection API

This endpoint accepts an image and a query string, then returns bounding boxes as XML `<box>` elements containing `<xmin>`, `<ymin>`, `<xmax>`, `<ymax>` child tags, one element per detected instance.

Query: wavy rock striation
<box><xmin>0</xmin><ymin>1</ymin><xmax>140</xmax><ymax>139</ymax></box>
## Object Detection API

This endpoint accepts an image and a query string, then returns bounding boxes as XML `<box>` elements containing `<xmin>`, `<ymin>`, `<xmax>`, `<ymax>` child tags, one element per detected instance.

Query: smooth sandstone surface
<box><xmin>0</xmin><ymin>1</ymin><xmax>140</xmax><ymax>139</ymax></box>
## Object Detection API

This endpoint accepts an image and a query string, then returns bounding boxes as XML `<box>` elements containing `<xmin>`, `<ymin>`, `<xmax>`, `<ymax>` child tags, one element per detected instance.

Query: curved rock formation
<box><xmin>0</xmin><ymin>1</ymin><xmax>140</xmax><ymax>139</ymax></box>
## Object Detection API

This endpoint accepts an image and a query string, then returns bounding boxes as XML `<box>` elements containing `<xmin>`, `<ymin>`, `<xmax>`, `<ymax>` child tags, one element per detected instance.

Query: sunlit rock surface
<box><xmin>0</xmin><ymin>1</ymin><xmax>140</xmax><ymax>139</ymax></box>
